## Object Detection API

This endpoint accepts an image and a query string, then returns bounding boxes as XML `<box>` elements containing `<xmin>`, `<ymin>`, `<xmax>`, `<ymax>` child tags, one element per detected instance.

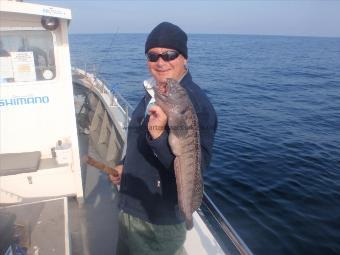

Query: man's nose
<box><xmin>155</xmin><ymin>57</ymin><xmax>166</xmax><ymax>66</ymax></box>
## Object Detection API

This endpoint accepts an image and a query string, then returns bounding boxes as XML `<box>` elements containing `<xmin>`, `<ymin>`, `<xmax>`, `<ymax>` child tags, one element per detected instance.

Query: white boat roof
<box><xmin>0</xmin><ymin>1</ymin><xmax>71</xmax><ymax>20</ymax></box>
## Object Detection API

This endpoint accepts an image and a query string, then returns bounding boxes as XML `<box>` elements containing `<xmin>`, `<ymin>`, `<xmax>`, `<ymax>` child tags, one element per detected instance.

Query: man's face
<box><xmin>147</xmin><ymin>47</ymin><xmax>187</xmax><ymax>85</ymax></box>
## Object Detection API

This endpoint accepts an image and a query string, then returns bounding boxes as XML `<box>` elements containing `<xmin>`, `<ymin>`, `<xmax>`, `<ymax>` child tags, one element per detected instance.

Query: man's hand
<box><xmin>147</xmin><ymin>105</ymin><xmax>167</xmax><ymax>139</ymax></box>
<box><xmin>108</xmin><ymin>164</ymin><xmax>123</xmax><ymax>185</ymax></box>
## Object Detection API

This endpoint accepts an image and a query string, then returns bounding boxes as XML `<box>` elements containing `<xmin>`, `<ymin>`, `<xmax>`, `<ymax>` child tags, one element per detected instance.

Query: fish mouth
<box><xmin>155</xmin><ymin>82</ymin><xmax>169</xmax><ymax>97</ymax></box>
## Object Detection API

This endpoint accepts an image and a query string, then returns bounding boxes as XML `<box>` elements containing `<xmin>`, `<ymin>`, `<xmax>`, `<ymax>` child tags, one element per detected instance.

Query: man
<box><xmin>110</xmin><ymin>22</ymin><xmax>217</xmax><ymax>255</ymax></box>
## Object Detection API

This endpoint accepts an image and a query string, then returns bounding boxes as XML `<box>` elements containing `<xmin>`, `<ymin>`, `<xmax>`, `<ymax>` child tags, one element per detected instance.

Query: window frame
<box><xmin>0</xmin><ymin>27</ymin><xmax>57</xmax><ymax>86</ymax></box>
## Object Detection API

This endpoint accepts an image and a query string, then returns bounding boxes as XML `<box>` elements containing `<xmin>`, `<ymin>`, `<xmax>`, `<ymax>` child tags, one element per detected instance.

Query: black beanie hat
<box><xmin>145</xmin><ymin>22</ymin><xmax>188</xmax><ymax>59</ymax></box>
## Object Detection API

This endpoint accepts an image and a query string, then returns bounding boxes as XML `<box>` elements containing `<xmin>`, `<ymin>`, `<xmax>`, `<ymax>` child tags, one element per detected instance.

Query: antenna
<box><xmin>96</xmin><ymin>27</ymin><xmax>120</xmax><ymax>79</ymax></box>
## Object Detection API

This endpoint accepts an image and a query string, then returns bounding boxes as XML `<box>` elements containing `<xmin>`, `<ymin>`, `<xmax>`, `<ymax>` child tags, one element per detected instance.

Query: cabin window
<box><xmin>0</xmin><ymin>30</ymin><xmax>56</xmax><ymax>83</ymax></box>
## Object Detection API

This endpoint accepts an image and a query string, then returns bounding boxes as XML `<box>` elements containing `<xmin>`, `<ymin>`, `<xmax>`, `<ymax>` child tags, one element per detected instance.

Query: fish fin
<box><xmin>174</xmin><ymin>157</ymin><xmax>184</xmax><ymax>214</ymax></box>
<box><xmin>175</xmin><ymin>157</ymin><xmax>195</xmax><ymax>231</ymax></box>
<box><xmin>192</xmin><ymin>172</ymin><xmax>203</xmax><ymax>211</ymax></box>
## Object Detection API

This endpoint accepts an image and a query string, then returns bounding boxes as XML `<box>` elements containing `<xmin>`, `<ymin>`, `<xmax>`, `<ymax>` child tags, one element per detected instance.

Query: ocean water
<box><xmin>69</xmin><ymin>34</ymin><xmax>340</xmax><ymax>255</ymax></box>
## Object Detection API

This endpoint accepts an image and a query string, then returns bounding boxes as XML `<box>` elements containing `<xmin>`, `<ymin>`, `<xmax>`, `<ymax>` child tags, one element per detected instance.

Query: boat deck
<box><xmin>69</xmin><ymin>132</ymin><xmax>120</xmax><ymax>255</ymax></box>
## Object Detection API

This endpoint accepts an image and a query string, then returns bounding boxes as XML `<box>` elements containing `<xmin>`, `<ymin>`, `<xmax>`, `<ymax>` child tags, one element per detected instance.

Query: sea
<box><xmin>69</xmin><ymin>34</ymin><xmax>340</xmax><ymax>255</ymax></box>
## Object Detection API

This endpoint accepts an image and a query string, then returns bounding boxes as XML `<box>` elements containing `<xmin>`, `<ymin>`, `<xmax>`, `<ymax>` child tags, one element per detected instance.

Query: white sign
<box><xmin>11</xmin><ymin>51</ymin><xmax>36</xmax><ymax>82</ymax></box>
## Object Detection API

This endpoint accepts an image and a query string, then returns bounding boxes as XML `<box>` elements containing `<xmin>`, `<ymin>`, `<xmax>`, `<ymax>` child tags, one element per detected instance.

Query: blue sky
<box><xmin>30</xmin><ymin>1</ymin><xmax>340</xmax><ymax>37</ymax></box>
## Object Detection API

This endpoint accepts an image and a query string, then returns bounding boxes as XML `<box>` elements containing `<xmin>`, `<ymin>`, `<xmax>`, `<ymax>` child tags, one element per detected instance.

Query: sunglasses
<box><xmin>146</xmin><ymin>50</ymin><xmax>180</xmax><ymax>62</ymax></box>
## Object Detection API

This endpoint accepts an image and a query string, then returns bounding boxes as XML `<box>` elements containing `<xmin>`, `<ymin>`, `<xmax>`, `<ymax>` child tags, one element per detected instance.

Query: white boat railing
<box><xmin>72</xmin><ymin>67</ymin><xmax>133</xmax><ymax>128</ymax></box>
<box><xmin>200</xmin><ymin>192</ymin><xmax>254</xmax><ymax>255</ymax></box>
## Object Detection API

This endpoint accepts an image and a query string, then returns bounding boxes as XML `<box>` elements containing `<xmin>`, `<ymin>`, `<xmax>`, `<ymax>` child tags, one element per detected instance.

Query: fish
<box><xmin>153</xmin><ymin>78</ymin><xmax>202</xmax><ymax>230</ymax></box>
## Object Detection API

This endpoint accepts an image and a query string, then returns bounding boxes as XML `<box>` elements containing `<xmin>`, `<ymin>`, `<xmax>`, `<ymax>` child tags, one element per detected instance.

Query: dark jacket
<box><xmin>118</xmin><ymin>71</ymin><xmax>217</xmax><ymax>225</ymax></box>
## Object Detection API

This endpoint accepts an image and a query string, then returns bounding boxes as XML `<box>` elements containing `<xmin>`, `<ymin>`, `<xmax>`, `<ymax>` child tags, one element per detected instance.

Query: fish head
<box><xmin>153</xmin><ymin>78</ymin><xmax>189</xmax><ymax>115</ymax></box>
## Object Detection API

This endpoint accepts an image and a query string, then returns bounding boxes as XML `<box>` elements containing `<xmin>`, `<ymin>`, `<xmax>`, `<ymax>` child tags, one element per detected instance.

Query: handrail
<box><xmin>72</xmin><ymin>66</ymin><xmax>133</xmax><ymax>116</ymax></box>
<box><xmin>201</xmin><ymin>192</ymin><xmax>254</xmax><ymax>255</ymax></box>
<box><xmin>99</xmin><ymin>76</ymin><xmax>133</xmax><ymax>114</ymax></box>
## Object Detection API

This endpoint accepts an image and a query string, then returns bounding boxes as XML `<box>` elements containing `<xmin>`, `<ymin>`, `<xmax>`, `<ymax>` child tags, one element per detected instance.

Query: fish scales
<box><xmin>153</xmin><ymin>78</ymin><xmax>203</xmax><ymax>230</ymax></box>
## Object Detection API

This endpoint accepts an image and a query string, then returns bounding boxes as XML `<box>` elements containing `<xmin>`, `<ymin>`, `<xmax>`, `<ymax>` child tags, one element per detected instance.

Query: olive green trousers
<box><xmin>116</xmin><ymin>212</ymin><xmax>187</xmax><ymax>255</ymax></box>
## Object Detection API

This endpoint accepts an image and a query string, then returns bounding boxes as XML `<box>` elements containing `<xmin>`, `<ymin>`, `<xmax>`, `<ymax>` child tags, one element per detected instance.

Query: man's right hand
<box><xmin>109</xmin><ymin>164</ymin><xmax>123</xmax><ymax>185</ymax></box>
<box><xmin>148</xmin><ymin>104</ymin><xmax>167</xmax><ymax>139</ymax></box>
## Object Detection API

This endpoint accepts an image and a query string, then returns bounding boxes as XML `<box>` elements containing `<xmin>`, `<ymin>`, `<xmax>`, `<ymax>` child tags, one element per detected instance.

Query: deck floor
<box><xmin>70</xmin><ymin>132</ymin><xmax>120</xmax><ymax>255</ymax></box>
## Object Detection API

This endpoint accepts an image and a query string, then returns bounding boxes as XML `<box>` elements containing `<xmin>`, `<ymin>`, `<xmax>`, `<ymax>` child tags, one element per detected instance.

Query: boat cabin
<box><xmin>0</xmin><ymin>1</ymin><xmax>83</xmax><ymax>203</ymax></box>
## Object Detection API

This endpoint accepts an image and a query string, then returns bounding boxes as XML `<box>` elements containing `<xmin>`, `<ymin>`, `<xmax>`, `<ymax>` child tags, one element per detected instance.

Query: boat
<box><xmin>0</xmin><ymin>1</ymin><xmax>253</xmax><ymax>254</ymax></box>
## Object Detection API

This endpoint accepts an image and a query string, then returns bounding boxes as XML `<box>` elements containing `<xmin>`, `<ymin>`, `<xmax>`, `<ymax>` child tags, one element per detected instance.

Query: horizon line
<box><xmin>69</xmin><ymin>32</ymin><xmax>340</xmax><ymax>39</ymax></box>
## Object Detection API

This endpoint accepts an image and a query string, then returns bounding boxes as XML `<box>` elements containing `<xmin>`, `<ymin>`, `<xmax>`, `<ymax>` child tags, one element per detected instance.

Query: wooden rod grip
<box><xmin>84</xmin><ymin>155</ymin><xmax>118</xmax><ymax>177</ymax></box>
